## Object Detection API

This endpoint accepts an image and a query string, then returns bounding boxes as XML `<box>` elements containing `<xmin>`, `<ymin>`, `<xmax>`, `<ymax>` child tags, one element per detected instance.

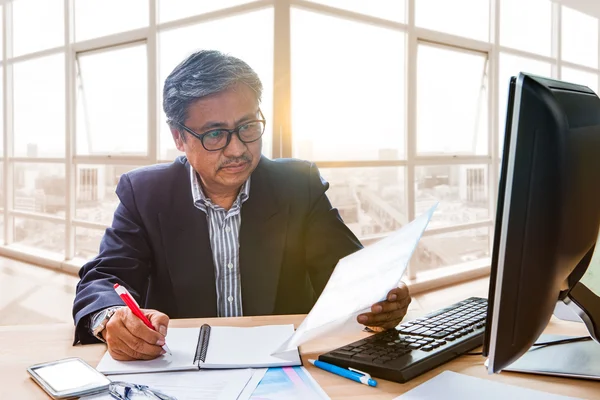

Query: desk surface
<box><xmin>1</xmin><ymin>313</ymin><xmax>599</xmax><ymax>399</ymax></box>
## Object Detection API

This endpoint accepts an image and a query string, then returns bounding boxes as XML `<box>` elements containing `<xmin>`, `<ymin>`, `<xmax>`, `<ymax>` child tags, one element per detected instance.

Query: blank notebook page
<box><xmin>204</xmin><ymin>324</ymin><xmax>300</xmax><ymax>368</ymax></box>
<box><xmin>96</xmin><ymin>328</ymin><xmax>199</xmax><ymax>374</ymax></box>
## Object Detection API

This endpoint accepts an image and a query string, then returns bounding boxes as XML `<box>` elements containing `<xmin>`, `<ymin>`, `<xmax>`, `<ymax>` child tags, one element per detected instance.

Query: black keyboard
<box><xmin>318</xmin><ymin>297</ymin><xmax>488</xmax><ymax>383</ymax></box>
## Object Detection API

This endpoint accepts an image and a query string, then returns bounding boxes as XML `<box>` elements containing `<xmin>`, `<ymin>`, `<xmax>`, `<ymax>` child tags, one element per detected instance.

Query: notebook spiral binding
<box><xmin>194</xmin><ymin>324</ymin><xmax>211</xmax><ymax>364</ymax></box>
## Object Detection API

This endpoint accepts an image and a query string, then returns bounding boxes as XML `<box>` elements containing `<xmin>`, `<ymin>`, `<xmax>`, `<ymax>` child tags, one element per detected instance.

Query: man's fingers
<box><xmin>387</xmin><ymin>284</ymin><xmax>410</xmax><ymax>303</ymax></box>
<box><xmin>371</xmin><ymin>294</ymin><xmax>411</xmax><ymax>314</ymax></box>
<box><xmin>112</xmin><ymin>335</ymin><xmax>160</xmax><ymax>361</ymax></box>
<box><xmin>104</xmin><ymin>313</ymin><xmax>165</xmax><ymax>360</ymax></box>
<box><xmin>119</xmin><ymin>308</ymin><xmax>165</xmax><ymax>346</ymax></box>
<box><xmin>146</xmin><ymin>309</ymin><xmax>170</xmax><ymax>337</ymax></box>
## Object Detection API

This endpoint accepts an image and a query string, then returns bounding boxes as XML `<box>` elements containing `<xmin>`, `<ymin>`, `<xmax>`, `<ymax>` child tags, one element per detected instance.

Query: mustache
<box><xmin>218</xmin><ymin>154</ymin><xmax>252</xmax><ymax>169</ymax></box>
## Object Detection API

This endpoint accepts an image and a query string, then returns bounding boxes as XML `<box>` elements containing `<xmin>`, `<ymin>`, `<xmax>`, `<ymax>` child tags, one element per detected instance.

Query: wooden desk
<box><xmin>1</xmin><ymin>314</ymin><xmax>598</xmax><ymax>399</ymax></box>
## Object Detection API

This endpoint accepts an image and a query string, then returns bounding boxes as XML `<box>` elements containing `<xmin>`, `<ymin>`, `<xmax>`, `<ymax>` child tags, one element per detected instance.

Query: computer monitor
<box><xmin>483</xmin><ymin>73</ymin><xmax>600</xmax><ymax>374</ymax></box>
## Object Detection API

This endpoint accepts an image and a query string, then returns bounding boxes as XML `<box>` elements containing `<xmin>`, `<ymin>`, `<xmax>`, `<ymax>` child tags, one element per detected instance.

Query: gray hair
<box><xmin>163</xmin><ymin>50</ymin><xmax>263</xmax><ymax>129</ymax></box>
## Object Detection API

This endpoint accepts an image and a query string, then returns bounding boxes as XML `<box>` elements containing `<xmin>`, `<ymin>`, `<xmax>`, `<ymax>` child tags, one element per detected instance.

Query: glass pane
<box><xmin>159</xmin><ymin>9</ymin><xmax>274</xmax><ymax>160</ymax></box>
<box><xmin>319</xmin><ymin>167</ymin><xmax>406</xmax><ymax>240</ymax></box>
<box><xmin>303</xmin><ymin>0</ymin><xmax>405</xmax><ymax>22</ymax></box>
<box><xmin>581</xmin><ymin>232</ymin><xmax>600</xmax><ymax>296</ymax></box>
<box><xmin>159</xmin><ymin>0</ymin><xmax>253</xmax><ymax>23</ymax></box>
<box><xmin>75</xmin><ymin>164</ymin><xmax>140</xmax><ymax>226</ymax></box>
<box><xmin>76</xmin><ymin>227</ymin><xmax>104</xmax><ymax>260</ymax></box>
<box><xmin>561</xmin><ymin>67</ymin><xmax>599</xmax><ymax>93</ymax></box>
<box><xmin>76</xmin><ymin>43</ymin><xmax>147</xmax><ymax>156</ymax></box>
<box><xmin>14</xmin><ymin>218</ymin><xmax>65</xmax><ymax>255</ymax></box>
<box><xmin>417</xmin><ymin>44</ymin><xmax>488</xmax><ymax>155</ymax></box>
<box><xmin>75</xmin><ymin>0</ymin><xmax>148</xmax><ymax>42</ymax></box>
<box><xmin>14</xmin><ymin>54</ymin><xmax>65</xmax><ymax>157</ymax></box>
<box><xmin>562</xmin><ymin>6</ymin><xmax>599</xmax><ymax>68</ymax></box>
<box><xmin>498</xmin><ymin>54</ymin><xmax>552</xmax><ymax>152</ymax></box>
<box><xmin>0</xmin><ymin>66</ymin><xmax>3</xmax><ymax>156</ymax></box>
<box><xmin>416</xmin><ymin>0</ymin><xmax>489</xmax><ymax>41</ymax></box>
<box><xmin>0</xmin><ymin>5</ymin><xmax>3</xmax><ymax>61</ymax></box>
<box><xmin>500</xmin><ymin>0</ymin><xmax>552</xmax><ymax>57</ymax></box>
<box><xmin>415</xmin><ymin>165</ymin><xmax>489</xmax><ymax>229</ymax></box>
<box><xmin>14</xmin><ymin>163</ymin><xmax>65</xmax><ymax>215</ymax></box>
<box><xmin>413</xmin><ymin>227</ymin><xmax>491</xmax><ymax>271</ymax></box>
<box><xmin>292</xmin><ymin>8</ymin><xmax>405</xmax><ymax>161</ymax></box>
<box><xmin>13</xmin><ymin>0</ymin><xmax>63</xmax><ymax>57</ymax></box>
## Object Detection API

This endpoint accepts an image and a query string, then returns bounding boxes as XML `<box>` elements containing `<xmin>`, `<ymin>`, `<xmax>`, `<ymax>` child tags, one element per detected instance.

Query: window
<box><xmin>417</xmin><ymin>43</ymin><xmax>488</xmax><ymax>156</ymax></box>
<box><xmin>415</xmin><ymin>165</ymin><xmax>489</xmax><ymax>229</ymax></box>
<box><xmin>500</xmin><ymin>0</ymin><xmax>552</xmax><ymax>57</ymax></box>
<box><xmin>12</xmin><ymin>0</ymin><xmax>64</xmax><ymax>57</ymax></box>
<box><xmin>562</xmin><ymin>6</ymin><xmax>599</xmax><ymax>69</ymax></box>
<box><xmin>413</xmin><ymin>227</ymin><xmax>491</xmax><ymax>272</ymax></box>
<box><xmin>291</xmin><ymin>8</ymin><xmax>405</xmax><ymax>161</ymax></box>
<box><xmin>416</xmin><ymin>0</ymin><xmax>489</xmax><ymax>41</ymax></box>
<box><xmin>158</xmin><ymin>0</ymin><xmax>254</xmax><ymax>23</ymax></box>
<box><xmin>74</xmin><ymin>0</ymin><xmax>148</xmax><ymax>42</ymax></box>
<box><xmin>13</xmin><ymin>54</ymin><xmax>65</xmax><ymax>158</ymax></box>
<box><xmin>75</xmin><ymin>165</ymin><xmax>140</xmax><ymax>226</ymax></box>
<box><xmin>13</xmin><ymin>163</ymin><xmax>65</xmax><ymax>215</ymax></box>
<box><xmin>498</xmin><ymin>54</ymin><xmax>552</xmax><ymax>151</ymax></box>
<box><xmin>75</xmin><ymin>227</ymin><xmax>105</xmax><ymax>260</ymax></box>
<box><xmin>319</xmin><ymin>167</ymin><xmax>407</xmax><ymax>240</ymax></box>
<box><xmin>303</xmin><ymin>0</ymin><xmax>406</xmax><ymax>23</ymax></box>
<box><xmin>14</xmin><ymin>218</ymin><xmax>65</xmax><ymax>255</ymax></box>
<box><xmin>76</xmin><ymin>43</ymin><xmax>148</xmax><ymax>156</ymax></box>
<box><xmin>581</xmin><ymin>233</ymin><xmax>600</xmax><ymax>296</ymax></box>
<box><xmin>0</xmin><ymin>66</ymin><xmax>3</xmax><ymax>156</ymax></box>
<box><xmin>561</xmin><ymin>67</ymin><xmax>599</xmax><ymax>93</ymax></box>
<box><xmin>159</xmin><ymin>9</ymin><xmax>274</xmax><ymax>160</ymax></box>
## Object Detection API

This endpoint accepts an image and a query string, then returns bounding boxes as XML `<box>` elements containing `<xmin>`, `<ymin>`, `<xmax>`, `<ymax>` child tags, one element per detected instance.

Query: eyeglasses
<box><xmin>109</xmin><ymin>381</ymin><xmax>178</xmax><ymax>400</ymax></box>
<box><xmin>175</xmin><ymin>109</ymin><xmax>266</xmax><ymax>151</ymax></box>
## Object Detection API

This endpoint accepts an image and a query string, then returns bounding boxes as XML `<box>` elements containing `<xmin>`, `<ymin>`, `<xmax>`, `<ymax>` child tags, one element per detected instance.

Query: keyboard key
<box><xmin>408</xmin><ymin>343</ymin><xmax>422</xmax><ymax>350</ymax></box>
<box><xmin>412</xmin><ymin>327</ymin><xmax>429</xmax><ymax>335</ymax></box>
<box><xmin>352</xmin><ymin>354</ymin><xmax>376</xmax><ymax>362</ymax></box>
<box><xmin>416</xmin><ymin>340</ymin><xmax>428</xmax><ymax>345</ymax></box>
<box><xmin>421</xmin><ymin>345</ymin><xmax>434</xmax><ymax>351</ymax></box>
<box><xmin>423</xmin><ymin>338</ymin><xmax>434</xmax><ymax>343</ymax></box>
<box><xmin>430</xmin><ymin>342</ymin><xmax>441</xmax><ymax>349</ymax></box>
<box><xmin>430</xmin><ymin>331</ymin><xmax>450</xmax><ymax>339</ymax></box>
<box><xmin>435</xmin><ymin>340</ymin><xmax>446</xmax><ymax>345</ymax></box>
<box><xmin>340</xmin><ymin>346</ymin><xmax>355</xmax><ymax>351</ymax></box>
<box><xmin>331</xmin><ymin>350</ymin><xmax>355</xmax><ymax>358</ymax></box>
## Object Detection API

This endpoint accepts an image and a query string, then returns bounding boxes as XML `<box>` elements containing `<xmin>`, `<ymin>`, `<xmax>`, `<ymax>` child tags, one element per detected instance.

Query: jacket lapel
<box><xmin>158</xmin><ymin>161</ymin><xmax>217</xmax><ymax>318</ymax></box>
<box><xmin>239</xmin><ymin>158</ymin><xmax>289</xmax><ymax>316</ymax></box>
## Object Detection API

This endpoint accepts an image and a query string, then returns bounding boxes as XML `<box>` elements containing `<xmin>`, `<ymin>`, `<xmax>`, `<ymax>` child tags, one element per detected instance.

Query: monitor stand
<box><xmin>498</xmin><ymin>334</ymin><xmax>600</xmax><ymax>380</ymax></box>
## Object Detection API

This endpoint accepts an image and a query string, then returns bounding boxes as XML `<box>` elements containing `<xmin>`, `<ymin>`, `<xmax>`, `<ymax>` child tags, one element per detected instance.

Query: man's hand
<box><xmin>102</xmin><ymin>308</ymin><xmax>170</xmax><ymax>361</ymax></box>
<box><xmin>357</xmin><ymin>283</ymin><xmax>411</xmax><ymax>330</ymax></box>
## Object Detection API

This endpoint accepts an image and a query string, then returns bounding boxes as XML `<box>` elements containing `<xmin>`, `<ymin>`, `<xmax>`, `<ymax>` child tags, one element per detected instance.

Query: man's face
<box><xmin>171</xmin><ymin>84</ymin><xmax>262</xmax><ymax>193</ymax></box>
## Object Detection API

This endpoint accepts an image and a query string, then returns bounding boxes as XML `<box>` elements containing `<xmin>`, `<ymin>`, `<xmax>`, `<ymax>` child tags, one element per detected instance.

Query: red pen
<box><xmin>113</xmin><ymin>283</ymin><xmax>172</xmax><ymax>355</ymax></box>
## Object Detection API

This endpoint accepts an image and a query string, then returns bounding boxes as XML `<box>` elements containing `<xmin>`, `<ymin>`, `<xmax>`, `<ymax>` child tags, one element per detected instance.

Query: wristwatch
<box><xmin>90</xmin><ymin>307</ymin><xmax>121</xmax><ymax>342</ymax></box>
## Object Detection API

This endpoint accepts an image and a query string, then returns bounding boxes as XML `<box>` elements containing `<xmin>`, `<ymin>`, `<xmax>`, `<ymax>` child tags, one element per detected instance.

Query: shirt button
<box><xmin>228</xmin><ymin>263</ymin><xmax>233</xmax><ymax>270</ymax></box>
<box><xmin>225</xmin><ymin>226</ymin><xmax>231</xmax><ymax>233</ymax></box>
<box><xmin>228</xmin><ymin>296</ymin><xmax>233</xmax><ymax>302</ymax></box>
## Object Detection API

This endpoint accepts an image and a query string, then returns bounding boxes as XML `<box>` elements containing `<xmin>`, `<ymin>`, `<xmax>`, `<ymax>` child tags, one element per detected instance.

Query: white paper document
<box><xmin>393</xmin><ymin>370</ymin><xmax>582</xmax><ymax>400</ymax></box>
<box><xmin>274</xmin><ymin>204</ymin><xmax>437</xmax><ymax>354</ymax></box>
<box><xmin>88</xmin><ymin>368</ymin><xmax>255</xmax><ymax>400</ymax></box>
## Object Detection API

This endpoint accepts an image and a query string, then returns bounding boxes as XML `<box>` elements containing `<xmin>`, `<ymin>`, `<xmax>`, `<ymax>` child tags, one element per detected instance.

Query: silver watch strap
<box><xmin>90</xmin><ymin>306</ymin><xmax>123</xmax><ymax>342</ymax></box>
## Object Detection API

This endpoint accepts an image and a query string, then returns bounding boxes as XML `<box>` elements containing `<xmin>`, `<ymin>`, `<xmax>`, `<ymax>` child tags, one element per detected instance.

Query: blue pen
<box><xmin>308</xmin><ymin>359</ymin><xmax>377</xmax><ymax>387</ymax></box>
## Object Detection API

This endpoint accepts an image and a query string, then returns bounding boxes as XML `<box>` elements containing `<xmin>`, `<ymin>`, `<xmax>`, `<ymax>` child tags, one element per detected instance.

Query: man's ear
<box><xmin>170</xmin><ymin>127</ymin><xmax>185</xmax><ymax>152</ymax></box>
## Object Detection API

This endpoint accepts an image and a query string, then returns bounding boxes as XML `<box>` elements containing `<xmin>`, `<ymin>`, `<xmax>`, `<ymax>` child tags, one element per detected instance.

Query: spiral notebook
<box><xmin>96</xmin><ymin>324</ymin><xmax>301</xmax><ymax>375</ymax></box>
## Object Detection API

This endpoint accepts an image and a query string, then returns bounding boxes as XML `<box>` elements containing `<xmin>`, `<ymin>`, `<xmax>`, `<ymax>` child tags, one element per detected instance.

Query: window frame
<box><xmin>0</xmin><ymin>0</ymin><xmax>597</xmax><ymax>290</ymax></box>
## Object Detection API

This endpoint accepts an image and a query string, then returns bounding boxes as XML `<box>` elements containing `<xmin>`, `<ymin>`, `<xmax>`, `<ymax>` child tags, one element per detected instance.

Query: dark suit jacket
<box><xmin>73</xmin><ymin>156</ymin><xmax>363</xmax><ymax>344</ymax></box>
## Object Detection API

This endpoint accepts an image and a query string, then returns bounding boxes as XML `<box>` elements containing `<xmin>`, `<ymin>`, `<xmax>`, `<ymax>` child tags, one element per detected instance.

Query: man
<box><xmin>73</xmin><ymin>50</ymin><xmax>411</xmax><ymax>361</ymax></box>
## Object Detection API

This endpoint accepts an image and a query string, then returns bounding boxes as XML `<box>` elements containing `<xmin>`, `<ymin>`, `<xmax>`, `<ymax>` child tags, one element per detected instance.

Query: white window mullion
<box><xmin>552</xmin><ymin>1</ymin><xmax>561</xmax><ymax>80</ymax></box>
<box><xmin>406</xmin><ymin>0</ymin><xmax>417</xmax><ymax>280</ymax></box>
<box><xmin>489</xmin><ymin>0</ymin><xmax>500</xmax><ymax>257</ymax></box>
<box><xmin>148</xmin><ymin>0</ymin><xmax>158</xmax><ymax>163</ymax></box>
<box><xmin>3</xmin><ymin>2</ymin><xmax>14</xmax><ymax>245</ymax></box>
<box><xmin>65</xmin><ymin>0</ymin><xmax>75</xmax><ymax>260</ymax></box>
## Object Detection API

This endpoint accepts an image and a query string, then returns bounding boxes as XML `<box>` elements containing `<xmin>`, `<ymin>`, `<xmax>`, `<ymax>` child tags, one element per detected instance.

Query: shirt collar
<box><xmin>190</xmin><ymin>166</ymin><xmax>251</xmax><ymax>211</ymax></box>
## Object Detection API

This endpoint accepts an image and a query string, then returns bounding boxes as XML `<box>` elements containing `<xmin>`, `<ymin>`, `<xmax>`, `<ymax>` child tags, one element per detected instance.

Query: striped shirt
<box><xmin>190</xmin><ymin>167</ymin><xmax>250</xmax><ymax>317</ymax></box>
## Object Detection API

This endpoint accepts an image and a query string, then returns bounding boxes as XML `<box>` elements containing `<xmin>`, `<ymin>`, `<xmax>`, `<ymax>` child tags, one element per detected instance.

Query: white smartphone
<box><xmin>27</xmin><ymin>357</ymin><xmax>111</xmax><ymax>399</ymax></box>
